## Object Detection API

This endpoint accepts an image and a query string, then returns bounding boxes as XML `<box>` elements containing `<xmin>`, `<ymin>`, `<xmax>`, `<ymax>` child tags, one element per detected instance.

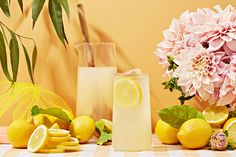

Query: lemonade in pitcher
<box><xmin>112</xmin><ymin>73</ymin><xmax>152</xmax><ymax>151</ymax></box>
<box><xmin>75</xmin><ymin>42</ymin><xmax>116</xmax><ymax>121</ymax></box>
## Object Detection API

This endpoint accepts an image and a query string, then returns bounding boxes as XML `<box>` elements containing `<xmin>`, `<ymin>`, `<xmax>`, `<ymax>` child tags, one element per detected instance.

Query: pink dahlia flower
<box><xmin>173</xmin><ymin>44</ymin><xmax>223</xmax><ymax>103</ymax></box>
<box><xmin>218</xmin><ymin>55</ymin><xmax>236</xmax><ymax>106</ymax></box>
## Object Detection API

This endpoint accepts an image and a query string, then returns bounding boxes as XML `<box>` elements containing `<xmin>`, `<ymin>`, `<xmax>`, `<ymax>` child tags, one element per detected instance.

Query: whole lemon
<box><xmin>69</xmin><ymin>115</ymin><xmax>95</xmax><ymax>143</ymax></box>
<box><xmin>155</xmin><ymin>119</ymin><xmax>179</xmax><ymax>144</ymax></box>
<box><xmin>177</xmin><ymin>118</ymin><xmax>212</xmax><ymax>149</ymax></box>
<box><xmin>7</xmin><ymin>119</ymin><xmax>35</xmax><ymax>148</ymax></box>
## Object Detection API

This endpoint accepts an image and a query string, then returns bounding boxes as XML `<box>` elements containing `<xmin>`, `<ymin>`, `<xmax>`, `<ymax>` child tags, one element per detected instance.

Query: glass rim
<box><xmin>114</xmin><ymin>73</ymin><xmax>149</xmax><ymax>78</ymax></box>
<box><xmin>75</xmin><ymin>42</ymin><xmax>115</xmax><ymax>49</ymax></box>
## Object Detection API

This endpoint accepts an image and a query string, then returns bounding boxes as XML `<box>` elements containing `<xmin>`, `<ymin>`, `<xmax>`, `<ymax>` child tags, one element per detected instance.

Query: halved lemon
<box><xmin>113</xmin><ymin>78</ymin><xmax>142</xmax><ymax>107</ymax></box>
<box><xmin>27</xmin><ymin>125</ymin><xmax>48</xmax><ymax>153</ymax></box>
<box><xmin>61</xmin><ymin>137</ymin><xmax>79</xmax><ymax>146</ymax></box>
<box><xmin>223</xmin><ymin>118</ymin><xmax>236</xmax><ymax>143</ymax></box>
<box><xmin>38</xmin><ymin>148</ymin><xmax>65</xmax><ymax>153</ymax></box>
<box><xmin>202</xmin><ymin>105</ymin><xmax>228</xmax><ymax>127</ymax></box>
<box><xmin>48</xmin><ymin>129</ymin><xmax>70</xmax><ymax>137</ymax></box>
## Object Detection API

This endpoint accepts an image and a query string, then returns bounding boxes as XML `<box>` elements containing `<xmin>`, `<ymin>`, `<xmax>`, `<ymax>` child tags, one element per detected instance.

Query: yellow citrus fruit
<box><xmin>155</xmin><ymin>119</ymin><xmax>179</xmax><ymax>144</ymax></box>
<box><xmin>27</xmin><ymin>125</ymin><xmax>48</xmax><ymax>153</ymax></box>
<box><xmin>48</xmin><ymin>129</ymin><xmax>70</xmax><ymax>137</ymax></box>
<box><xmin>202</xmin><ymin>105</ymin><xmax>228</xmax><ymax>127</ymax></box>
<box><xmin>38</xmin><ymin>148</ymin><xmax>65</xmax><ymax>153</ymax></box>
<box><xmin>113</xmin><ymin>78</ymin><xmax>142</xmax><ymax>107</ymax></box>
<box><xmin>7</xmin><ymin>119</ymin><xmax>35</xmax><ymax>148</ymax></box>
<box><xmin>69</xmin><ymin>115</ymin><xmax>95</xmax><ymax>143</ymax></box>
<box><xmin>223</xmin><ymin>117</ymin><xmax>236</xmax><ymax>143</ymax></box>
<box><xmin>177</xmin><ymin>118</ymin><xmax>212</xmax><ymax>149</ymax></box>
<box><xmin>57</xmin><ymin>144</ymin><xmax>80</xmax><ymax>151</ymax></box>
<box><xmin>48</xmin><ymin>135</ymin><xmax>71</xmax><ymax>143</ymax></box>
<box><xmin>33</xmin><ymin>114</ymin><xmax>53</xmax><ymax>128</ymax></box>
<box><xmin>61</xmin><ymin>137</ymin><xmax>79</xmax><ymax>146</ymax></box>
<box><xmin>62</xmin><ymin>109</ymin><xmax>75</xmax><ymax>121</ymax></box>
<box><xmin>50</xmin><ymin>123</ymin><xmax>60</xmax><ymax>129</ymax></box>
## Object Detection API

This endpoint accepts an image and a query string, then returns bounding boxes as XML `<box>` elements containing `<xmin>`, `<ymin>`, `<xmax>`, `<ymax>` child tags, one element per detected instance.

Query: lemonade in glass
<box><xmin>112</xmin><ymin>73</ymin><xmax>152</xmax><ymax>151</ymax></box>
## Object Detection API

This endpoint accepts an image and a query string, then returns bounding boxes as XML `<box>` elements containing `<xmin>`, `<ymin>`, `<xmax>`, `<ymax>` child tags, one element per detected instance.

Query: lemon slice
<box><xmin>50</xmin><ymin>123</ymin><xmax>60</xmax><ymax>129</ymax></box>
<box><xmin>48</xmin><ymin>129</ymin><xmax>70</xmax><ymax>137</ymax></box>
<box><xmin>48</xmin><ymin>135</ymin><xmax>71</xmax><ymax>143</ymax></box>
<box><xmin>38</xmin><ymin>148</ymin><xmax>65</xmax><ymax>153</ymax></box>
<box><xmin>27</xmin><ymin>125</ymin><xmax>48</xmax><ymax>153</ymax></box>
<box><xmin>223</xmin><ymin>118</ymin><xmax>236</xmax><ymax>143</ymax></box>
<box><xmin>61</xmin><ymin>137</ymin><xmax>79</xmax><ymax>146</ymax></box>
<box><xmin>57</xmin><ymin>145</ymin><xmax>80</xmax><ymax>151</ymax></box>
<box><xmin>202</xmin><ymin>105</ymin><xmax>228</xmax><ymax>127</ymax></box>
<box><xmin>113</xmin><ymin>78</ymin><xmax>142</xmax><ymax>107</ymax></box>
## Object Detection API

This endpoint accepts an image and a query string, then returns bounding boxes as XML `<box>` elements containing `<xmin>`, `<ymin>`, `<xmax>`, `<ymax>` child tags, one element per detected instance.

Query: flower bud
<box><xmin>209</xmin><ymin>132</ymin><xmax>228</xmax><ymax>151</ymax></box>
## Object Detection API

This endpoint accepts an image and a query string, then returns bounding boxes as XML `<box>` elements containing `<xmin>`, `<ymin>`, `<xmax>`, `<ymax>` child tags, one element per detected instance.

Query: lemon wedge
<box><xmin>223</xmin><ymin>118</ymin><xmax>236</xmax><ymax>143</ymax></box>
<box><xmin>202</xmin><ymin>105</ymin><xmax>228</xmax><ymax>127</ymax></box>
<box><xmin>113</xmin><ymin>78</ymin><xmax>142</xmax><ymax>107</ymax></box>
<box><xmin>27</xmin><ymin>125</ymin><xmax>48</xmax><ymax>153</ymax></box>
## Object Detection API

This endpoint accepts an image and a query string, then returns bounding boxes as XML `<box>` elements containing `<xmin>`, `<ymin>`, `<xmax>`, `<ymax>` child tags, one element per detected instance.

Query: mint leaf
<box><xmin>95</xmin><ymin>119</ymin><xmax>112</xmax><ymax>145</ymax></box>
<box><xmin>159</xmin><ymin>105</ymin><xmax>205</xmax><ymax>128</ymax></box>
<box><xmin>31</xmin><ymin>105</ymin><xmax>71</xmax><ymax>123</ymax></box>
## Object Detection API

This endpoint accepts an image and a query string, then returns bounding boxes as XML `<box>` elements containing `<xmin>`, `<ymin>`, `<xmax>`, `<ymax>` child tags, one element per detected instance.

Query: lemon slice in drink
<box><xmin>27</xmin><ymin>125</ymin><xmax>48</xmax><ymax>153</ymax></box>
<box><xmin>113</xmin><ymin>78</ymin><xmax>142</xmax><ymax>107</ymax></box>
<box><xmin>202</xmin><ymin>105</ymin><xmax>228</xmax><ymax>127</ymax></box>
<box><xmin>223</xmin><ymin>118</ymin><xmax>236</xmax><ymax>143</ymax></box>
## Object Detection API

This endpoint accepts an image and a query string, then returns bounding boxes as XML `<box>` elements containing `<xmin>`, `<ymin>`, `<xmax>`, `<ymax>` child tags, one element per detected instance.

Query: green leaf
<box><xmin>48</xmin><ymin>0</ymin><xmax>68</xmax><ymax>46</ymax></box>
<box><xmin>0</xmin><ymin>25</ymin><xmax>8</xmax><ymax>46</ymax></box>
<box><xmin>0</xmin><ymin>30</ymin><xmax>11</xmax><ymax>81</ymax></box>
<box><xmin>32</xmin><ymin>45</ymin><xmax>37</xmax><ymax>74</ymax></box>
<box><xmin>95</xmin><ymin>120</ymin><xmax>112</xmax><ymax>145</ymax></box>
<box><xmin>22</xmin><ymin>45</ymin><xmax>34</xmax><ymax>83</ymax></box>
<box><xmin>17</xmin><ymin>0</ymin><xmax>23</xmax><ymax>12</ymax></box>
<box><xmin>158</xmin><ymin>105</ymin><xmax>205</xmax><ymax>128</ymax></box>
<box><xmin>0</xmin><ymin>0</ymin><xmax>10</xmax><ymax>17</ymax></box>
<box><xmin>9</xmin><ymin>33</ymin><xmax>19</xmax><ymax>83</ymax></box>
<box><xmin>58</xmin><ymin>0</ymin><xmax>70</xmax><ymax>18</ymax></box>
<box><xmin>31</xmin><ymin>105</ymin><xmax>71</xmax><ymax>123</ymax></box>
<box><xmin>32</xmin><ymin>0</ymin><xmax>46</xmax><ymax>28</ymax></box>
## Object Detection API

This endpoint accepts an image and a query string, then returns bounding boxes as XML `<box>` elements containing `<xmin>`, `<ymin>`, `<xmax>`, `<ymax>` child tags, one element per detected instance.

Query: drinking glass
<box><xmin>75</xmin><ymin>42</ymin><xmax>117</xmax><ymax>121</ymax></box>
<box><xmin>112</xmin><ymin>74</ymin><xmax>152</xmax><ymax>151</ymax></box>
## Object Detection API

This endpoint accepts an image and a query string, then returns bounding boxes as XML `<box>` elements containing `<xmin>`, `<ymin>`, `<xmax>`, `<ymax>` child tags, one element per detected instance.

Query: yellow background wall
<box><xmin>0</xmin><ymin>0</ymin><xmax>236</xmax><ymax>129</ymax></box>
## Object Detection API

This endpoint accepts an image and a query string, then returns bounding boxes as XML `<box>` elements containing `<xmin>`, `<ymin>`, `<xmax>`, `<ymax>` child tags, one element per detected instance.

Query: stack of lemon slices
<box><xmin>27</xmin><ymin>125</ymin><xmax>80</xmax><ymax>153</ymax></box>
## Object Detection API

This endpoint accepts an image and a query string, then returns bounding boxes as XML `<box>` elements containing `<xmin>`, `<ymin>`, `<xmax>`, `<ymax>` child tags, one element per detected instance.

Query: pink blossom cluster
<box><xmin>155</xmin><ymin>5</ymin><xmax>236</xmax><ymax>108</ymax></box>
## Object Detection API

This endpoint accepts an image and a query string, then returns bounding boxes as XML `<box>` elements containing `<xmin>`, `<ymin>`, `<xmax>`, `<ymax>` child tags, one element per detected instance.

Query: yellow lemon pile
<box><xmin>27</xmin><ymin>125</ymin><xmax>80</xmax><ymax>153</ymax></box>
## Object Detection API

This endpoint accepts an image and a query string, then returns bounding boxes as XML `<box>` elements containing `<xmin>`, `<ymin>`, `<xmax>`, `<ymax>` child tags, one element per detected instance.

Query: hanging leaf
<box><xmin>59</xmin><ymin>0</ymin><xmax>70</xmax><ymax>18</ymax></box>
<box><xmin>22</xmin><ymin>45</ymin><xmax>34</xmax><ymax>83</ymax></box>
<box><xmin>32</xmin><ymin>45</ymin><xmax>37</xmax><ymax>74</ymax></box>
<box><xmin>0</xmin><ymin>25</ymin><xmax>8</xmax><ymax>46</ymax></box>
<box><xmin>32</xmin><ymin>0</ymin><xmax>46</xmax><ymax>28</ymax></box>
<box><xmin>9</xmin><ymin>33</ymin><xmax>19</xmax><ymax>83</ymax></box>
<box><xmin>0</xmin><ymin>30</ymin><xmax>11</xmax><ymax>81</ymax></box>
<box><xmin>17</xmin><ymin>0</ymin><xmax>23</xmax><ymax>12</ymax></box>
<box><xmin>0</xmin><ymin>0</ymin><xmax>10</xmax><ymax>17</ymax></box>
<box><xmin>48</xmin><ymin>0</ymin><xmax>68</xmax><ymax>46</ymax></box>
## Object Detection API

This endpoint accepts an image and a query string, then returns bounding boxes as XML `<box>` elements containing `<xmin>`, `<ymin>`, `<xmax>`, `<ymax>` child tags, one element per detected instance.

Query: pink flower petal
<box><xmin>220</xmin><ymin>35</ymin><xmax>233</xmax><ymax>42</ymax></box>
<box><xmin>218</xmin><ymin>92</ymin><xmax>236</xmax><ymax>105</ymax></box>
<box><xmin>226</xmin><ymin>39</ymin><xmax>236</xmax><ymax>51</ymax></box>
<box><xmin>208</xmin><ymin>38</ymin><xmax>225</xmax><ymax>51</ymax></box>
<box><xmin>226</xmin><ymin>32</ymin><xmax>236</xmax><ymax>39</ymax></box>
<box><xmin>223</xmin><ymin>43</ymin><xmax>235</xmax><ymax>55</ymax></box>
